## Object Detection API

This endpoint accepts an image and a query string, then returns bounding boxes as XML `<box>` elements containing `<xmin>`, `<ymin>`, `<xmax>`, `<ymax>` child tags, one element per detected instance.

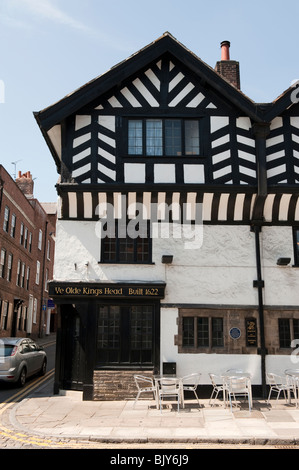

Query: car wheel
<box><xmin>39</xmin><ymin>359</ymin><xmax>47</xmax><ymax>376</ymax></box>
<box><xmin>18</xmin><ymin>367</ymin><xmax>26</xmax><ymax>387</ymax></box>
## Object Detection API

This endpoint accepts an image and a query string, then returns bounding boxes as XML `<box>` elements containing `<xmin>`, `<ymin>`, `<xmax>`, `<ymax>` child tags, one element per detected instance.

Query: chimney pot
<box><xmin>215</xmin><ymin>40</ymin><xmax>240</xmax><ymax>90</ymax></box>
<box><xmin>220</xmin><ymin>40</ymin><xmax>230</xmax><ymax>60</ymax></box>
<box><xmin>15</xmin><ymin>170</ymin><xmax>34</xmax><ymax>198</ymax></box>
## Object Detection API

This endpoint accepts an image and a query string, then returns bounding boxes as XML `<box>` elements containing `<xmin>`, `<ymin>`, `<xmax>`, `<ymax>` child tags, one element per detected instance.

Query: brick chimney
<box><xmin>16</xmin><ymin>171</ymin><xmax>34</xmax><ymax>198</ymax></box>
<box><xmin>215</xmin><ymin>40</ymin><xmax>240</xmax><ymax>89</ymax></box>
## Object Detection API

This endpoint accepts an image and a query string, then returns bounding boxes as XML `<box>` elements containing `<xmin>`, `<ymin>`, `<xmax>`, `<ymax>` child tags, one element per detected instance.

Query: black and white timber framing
<box><xmin>35</xmin><ymin>33</ymin><xmax>299</xmax><ymax>228</ymax></box>
<box><xmin>34</xmin><ymin>32</ymin><xmax>299</xmax><ymax>400</ymax></box>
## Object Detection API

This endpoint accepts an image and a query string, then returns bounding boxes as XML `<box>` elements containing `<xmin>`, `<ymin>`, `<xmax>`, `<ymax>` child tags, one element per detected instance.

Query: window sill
<box><xmin>98</xmin><ymin>261</ymin><xmax>155</xmax><ymax>265</ymax></box>
<box><xmin>124</xmin><ymin>155</ymin><xmax>207</xmax><ymax>160</ymax></box>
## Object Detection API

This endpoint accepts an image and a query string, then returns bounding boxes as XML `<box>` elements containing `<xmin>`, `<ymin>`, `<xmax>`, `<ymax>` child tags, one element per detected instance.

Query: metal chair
<box><xmin>182</xmin><ymin>373</ymin><xmax>201</xmax><ymax>406</ymax></box>
<box><xmin>209</xmin><ymin>373</ymin><xmax>227</xmax><ymax>406</ymax></box>
<box><xmin>226</xmin><ymin>376</ymin><xmax>251</xmax><ymax>412</ymax></box>
<box><xmin>266</xmin><ymin>372</ymin><xmax>295</xmax><ymax>404</ymax></box>
<box><xmin>133</xmin><ymin>375</ymin><xmax>157</xmax><ymax>407</ymax></box>
<box><xmin>158</xmin><ymin>377</ymin><xmax>182</xmax><ymax>412</ymax></box>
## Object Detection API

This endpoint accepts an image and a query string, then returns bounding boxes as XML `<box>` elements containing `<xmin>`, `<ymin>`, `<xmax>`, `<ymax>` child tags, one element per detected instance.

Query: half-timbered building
<box><xmin>35</xmin><ymin>33</ymin><xmax>299</xmax><ymax>400</ymax></box>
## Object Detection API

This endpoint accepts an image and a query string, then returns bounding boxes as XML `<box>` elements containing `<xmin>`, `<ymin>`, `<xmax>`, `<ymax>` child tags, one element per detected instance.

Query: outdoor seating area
<box><xmin>132</xmin><ymin>369</ymin><xmax>299</xmax><ymax>413</ymax></box>
<box><xmin>210</xmin><ymin>370</ymin><xmax>253</xmax><ymax>412</ymax></box>
<box><xmin>133</xmin><ymin>373</ymin><xmax>201</xmax><ymax>412</ymax></box>
<box><xmin>267</xmin><ymin>370</ymin><xmax>299</xmax><ymax>407</ymax></box>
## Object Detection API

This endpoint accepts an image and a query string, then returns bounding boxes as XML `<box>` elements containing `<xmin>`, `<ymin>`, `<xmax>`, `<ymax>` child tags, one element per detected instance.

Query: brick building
<box><xmin>0</xmin><ymin>166</ymin><xmax>56</xmax><ymax>339</ymax></box>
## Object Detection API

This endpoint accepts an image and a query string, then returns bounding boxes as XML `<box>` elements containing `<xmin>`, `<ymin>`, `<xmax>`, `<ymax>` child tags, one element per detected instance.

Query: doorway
<box><xmin>61</xmin><ymin>304</ymin><xmax>85</xmax><ymax>390</ymax></box>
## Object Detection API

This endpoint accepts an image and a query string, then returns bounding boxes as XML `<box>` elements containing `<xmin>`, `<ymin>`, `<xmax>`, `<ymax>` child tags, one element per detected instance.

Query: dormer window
<box><xmin>128</xmin><ymin>118</ymin><xmax>201</xmax><ymax>157</ymax></box>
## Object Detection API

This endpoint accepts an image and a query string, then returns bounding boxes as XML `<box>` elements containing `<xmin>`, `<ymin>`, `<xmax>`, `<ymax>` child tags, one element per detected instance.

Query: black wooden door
<box><xmin>62</xmin><ymin>305</ymin><xmax>85</xmax><ymax>390</ymax></box>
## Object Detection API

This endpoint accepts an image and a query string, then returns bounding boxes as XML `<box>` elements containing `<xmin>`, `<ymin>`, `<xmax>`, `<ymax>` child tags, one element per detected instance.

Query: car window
<box><xmin>20</xmin><ymin>341</ymin><xmax>30</xmax><ymax>354</ymax></box>
<box><xmin>0</xmin><ymin>345</ymin><xmax>16</xmax><ymax>357</ymax></box>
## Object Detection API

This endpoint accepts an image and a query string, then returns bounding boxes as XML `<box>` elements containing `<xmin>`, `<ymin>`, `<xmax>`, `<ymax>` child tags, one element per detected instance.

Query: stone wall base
<box><xmin>93</xmin><ymin>370</ymin><xmax>154</xmax><ymax>401</ymax></box>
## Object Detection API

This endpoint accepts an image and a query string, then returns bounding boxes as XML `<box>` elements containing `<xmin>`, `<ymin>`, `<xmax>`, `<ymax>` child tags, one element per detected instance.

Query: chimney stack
<box><xmin>215</xmin><ymin>40</ymin><xmax>240</xmax><ymax>90</ymax></box>
<box><xmin>16</xmin><ymin>171</ymin><xmax>34</xmax><ymax>198</ymax></box>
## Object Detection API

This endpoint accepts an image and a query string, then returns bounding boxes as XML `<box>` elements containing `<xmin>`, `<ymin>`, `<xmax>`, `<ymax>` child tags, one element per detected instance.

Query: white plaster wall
<box><xmin>261</xmin><ymin>226</ymin><xmax>299</xmax><ymax>306</ymax></box>
<box><xmin>154</xmin><ymin>223</ymin><xmax>257</xmax><ymax>305</ymax></box>
<box><xmin>54</xmin><ymin>221</ymin><xmax>257</xmax><ymax>306</ymax></box>
<box><xmin>54</xmin><ymin>221</ymin><xmax>299</xmax><ymax>308</ymax></box>
<box><xmin>53</xmin><ymin>219</ymin><xmax>165</xmax><ymax>282</ymax></box>
<box><xmin>266</xmin><ymin>355</ymin><xmax>299</xmax><ymax>378</ymax></box>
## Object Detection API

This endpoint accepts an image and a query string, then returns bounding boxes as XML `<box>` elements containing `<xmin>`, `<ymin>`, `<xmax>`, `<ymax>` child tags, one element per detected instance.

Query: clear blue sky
<box><xmin>1</xmin><ymin>0</ymin><xmax>299</xmax><ymax>202</ymax></box>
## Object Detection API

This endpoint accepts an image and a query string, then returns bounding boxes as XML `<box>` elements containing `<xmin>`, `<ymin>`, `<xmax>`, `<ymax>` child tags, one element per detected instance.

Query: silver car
<box><xmin>0</xmin><ymin>338</ymin><xmax>47</xmax><ymax>387</ymax></box>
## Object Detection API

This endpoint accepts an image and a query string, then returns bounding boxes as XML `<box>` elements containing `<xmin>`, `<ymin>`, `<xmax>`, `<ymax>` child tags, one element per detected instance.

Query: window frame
<box><xmin>6</xmin><ymin>253</ymin><xmax>13</xmax><ymax>282</ymax></box>
<box><xmin>101</xmin><ymin>220</ymin><xmax>152</xmax><ymax>264</ymax></box>
<box><xmin>278</xmin><ymin>318</ymin><xmax>299</xmax><ymax>349</ymax></box>
<box><xmin>96</xmin><ymin>304</ymin><xmax>155</xmax><ymax>367</ymax></box>
<box><xmin>126</xmin><ymin>117</ymin><xmax>204</xmax><ymax>158</ymax></box>
<box><xmin>182</xmin><ymin>315</ymin><xmax>224</xmax><ymax>350</ymax></box>
<box><xmin>10</xmin><ymin>214</ymin><xmax>16</xmax><ymax>238</ymax></box>
<box><xmin>3</xmin><ymin>206</ymin><xmax>10</xmax><ymax>232</ymax></box>
<box><xmin>0</xmin><ymin>248</ymin><xmax>6</xmax><ymax>278</ymax></box>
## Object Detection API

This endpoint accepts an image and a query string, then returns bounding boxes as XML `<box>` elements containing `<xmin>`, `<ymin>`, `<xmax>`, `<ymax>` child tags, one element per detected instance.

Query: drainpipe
<box><xmin>252</xmin><ymin>225</ymin><xmax>267</xmax><ymax>398</ymax></box>
<box><xmin>251</xmin><ymin>122</ymin><xmax>270</xmax><ymax>399</ymax></box>
<box><xmin>39</xmin><ymin>219</ymin><xmax>48</xmax><ymax>338</ymax></box>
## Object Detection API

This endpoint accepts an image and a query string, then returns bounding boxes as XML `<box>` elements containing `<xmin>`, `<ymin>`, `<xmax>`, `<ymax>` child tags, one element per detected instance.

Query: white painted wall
<box><xmin>54</xmin><ymin>221</ymin><xmax>299</xmax><ymax>305</ymax></box>
<box><xmin>261</xmin><ymin>226</ymin><xmax>299</xmax><ymax>306</ymax></box>
<box><xmin>53</xmin><ymin>220</ymin><xmax>299</xmax><ymax>385</ymax></box>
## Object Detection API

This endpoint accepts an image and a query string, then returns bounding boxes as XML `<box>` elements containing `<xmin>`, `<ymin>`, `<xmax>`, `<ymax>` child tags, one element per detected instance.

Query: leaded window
<box><xmin>128</xmin><ymin>118</ymin><xmax>201</xmax><ymax>156</ymax></box>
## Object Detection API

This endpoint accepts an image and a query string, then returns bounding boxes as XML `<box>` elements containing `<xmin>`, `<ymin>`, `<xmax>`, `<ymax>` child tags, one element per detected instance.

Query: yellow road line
<box><xmin>0</xmin><ymin>369</ymin><xmax>55</xmax><ymax>414</ymax></box>
<box><xmin>0</xmin><ymin>370</ymin><xmax>77</xmax><ymax>448</ymax></box>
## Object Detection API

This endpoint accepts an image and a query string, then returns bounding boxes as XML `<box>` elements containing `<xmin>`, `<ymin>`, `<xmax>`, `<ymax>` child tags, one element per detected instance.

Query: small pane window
<box><xmin>128</xmin><ymin>120</ymin><xmax>143</xmax><ymax>155</ymax></box>
<box><xmin>146</xmin><ymin>119</ymin><xmax>163</xmax><ymax>156</ymax></box>
<box><xmin>212</xmin><ymin>318</ymin><xmax>224</xmax><ymax>347</ymax></box>
<box><xmin>294</xmin><ymin>319</ymin><xmax>299</xmax><ymax>342</ymax></box>
<box><xmin>102</xmin><ymin>221</ymin><xmax>151</xmax><ymax>264</ymax></box>
<box><xmin>279</xmin><ymin>319</ymin><xmax>291</xmax><ymax>348</ymax></box>
<box><xmin>182</xmin><ymin>317</ymin><xmax>194</xmax><ymax>347</ymax></box>
<box><xmin>185</xmin><ymin>120</ymin><xmax>200</xmax><ymax>155</ymax></box>
<box><xmin>165</xmin><ymin>120</ymin><xmax>181</xmax><ymax>156</ymax></box>
<box><xmin>182</xmin><ymin>315</ymin><xmax>224</xmax><ymax>349</ymax></box>
<box><xmin>197</xmin><ymin>317</ymin><xmax>209</xmax><ymax>347</ymax></box>
<box><xmin>127</xmin><ymin>118</ymin><xmax>201</xmax><ymax>157</ymax></box>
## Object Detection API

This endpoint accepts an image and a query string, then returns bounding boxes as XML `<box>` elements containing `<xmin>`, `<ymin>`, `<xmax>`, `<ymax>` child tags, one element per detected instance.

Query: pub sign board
<box><xmin>245</xmin><ymin>318</ymin><xmax>257</xmax><ymax>347</ymax></box>
<box><xmin>49</xmin><ymin>281</ymin><xmax>166</xmax><ymax>299</ymax></box>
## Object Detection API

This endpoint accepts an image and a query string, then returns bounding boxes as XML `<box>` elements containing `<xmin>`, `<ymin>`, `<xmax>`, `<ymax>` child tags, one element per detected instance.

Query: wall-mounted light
<box><xmin>162</xmin><ymin>255</ymin><xmax>173</xmax><ymax>264</ymax></box>
<box><xmin>276</xmin><ymin>257</ymin><xmax>291</xmax><ymax>266</ymax></box>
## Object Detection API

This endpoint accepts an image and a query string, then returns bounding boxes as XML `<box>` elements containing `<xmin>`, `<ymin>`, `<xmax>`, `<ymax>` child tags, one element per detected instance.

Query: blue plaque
<box><xmin>229</xmin><ymin>327</ymin><xmax>241</xmax><ymax>340</ymax></box>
